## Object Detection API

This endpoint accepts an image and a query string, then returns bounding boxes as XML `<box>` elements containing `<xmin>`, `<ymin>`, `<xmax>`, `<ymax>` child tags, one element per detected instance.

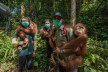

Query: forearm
<box><xmin>62</xmin><ymin>48</ymin><xmax>79</xmax><ymax>54</ymax></box>
<box><xmin>62</xmin><ymin>35</ymin><xmax>88</xmax><ymax>49</ymax></box>
<box><xmin>61</xmin><ymin>42</ymin><xmax>72</xmax><ymax>49</ymax></box>
<box><xmin>32</xmin><ymin>40</ymin><xmax>37</xmax><ymax>58</ymax></box>
<box><xmin>33</xmin><ymin>41</ymin><xmax>37</xmax><ymax>52</ymax></box>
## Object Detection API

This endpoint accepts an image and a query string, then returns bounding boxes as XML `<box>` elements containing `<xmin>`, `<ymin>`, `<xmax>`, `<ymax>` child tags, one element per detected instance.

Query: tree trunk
<box><xmin>70</xmin><ymin>0</ymin><xmax>76</xmax><ymax>26</ymax></box>
<box><xmin>21</xmin><ymin>0</ymin><xmax>25</xmax><ymax>17</ymax></box>
<box><xmin>76</xmin><ymin>0</ymin><xmax>82</xmax><ymax>17</ymax></box>
<box><xmin>66</xmin><ymin>0</ymin><xmax>69</xmax><ymax>18</ymax></box>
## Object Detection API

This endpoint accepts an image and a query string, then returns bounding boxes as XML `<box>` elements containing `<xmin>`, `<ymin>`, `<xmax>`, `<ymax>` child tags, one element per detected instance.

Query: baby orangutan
<box><xmin>16</xmin><ymin>30</ymin><xmax>29</xmax><ymax>51</ymax></box>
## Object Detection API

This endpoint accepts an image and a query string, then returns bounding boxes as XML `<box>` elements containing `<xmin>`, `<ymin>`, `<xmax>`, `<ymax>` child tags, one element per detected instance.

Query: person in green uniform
<box><xmin>12</xmin><ymin>17</ymin><xmax>37</xmax><ymax>72</ymax></box>
<box><xmin>49</xmin><ymin>12</ymin><xmax>78</xmax><ymax>72</ymax></box>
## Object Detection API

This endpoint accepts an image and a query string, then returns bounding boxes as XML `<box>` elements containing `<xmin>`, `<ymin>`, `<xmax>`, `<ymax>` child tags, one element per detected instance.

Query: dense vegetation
<box><xmin>0</xmin><ymin>0</ymin><xmax>108</xmax><ymax>72</ymax></box>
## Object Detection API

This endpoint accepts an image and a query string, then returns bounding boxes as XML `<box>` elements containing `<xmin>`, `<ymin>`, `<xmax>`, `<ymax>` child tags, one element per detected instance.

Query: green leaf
<box><xmin>33</xmin><ymin>61</ymin><xmax>38</xmax><ymax>67</ymax></box>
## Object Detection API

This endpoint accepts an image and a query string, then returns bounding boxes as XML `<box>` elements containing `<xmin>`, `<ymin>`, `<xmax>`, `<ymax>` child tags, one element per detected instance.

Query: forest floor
<box><xmin>0</xmin><ymin>63</ymin><xmax>47</xmax><ymax>72</ymax></box>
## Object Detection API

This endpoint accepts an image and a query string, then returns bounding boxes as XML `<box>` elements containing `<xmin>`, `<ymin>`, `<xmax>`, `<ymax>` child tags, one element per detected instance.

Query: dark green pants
<box><xmin>19</xmin><ymin>54</ymin><xmax>33</xmax><ymax>72</ymax></box>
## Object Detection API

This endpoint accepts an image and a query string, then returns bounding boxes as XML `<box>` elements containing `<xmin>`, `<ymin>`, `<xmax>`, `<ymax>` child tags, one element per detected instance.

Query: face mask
<box><xmin>21</xmin><ymin>22</ymin><xmax>29</xmax><ymax>27</ymax></box>
<box><xmin>53</xmin><ymin>20</ymin><xmax>62</xmax><ymax>27</ymax></box>
<box><xmin>45</xmin><ymin>24</ymin><xmax>50</xmax><ymax>28</ymax></box>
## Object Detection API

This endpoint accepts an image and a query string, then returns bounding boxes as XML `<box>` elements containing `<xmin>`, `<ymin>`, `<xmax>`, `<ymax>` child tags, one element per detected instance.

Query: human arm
<box><xmin>32</xmin><ymin>34</ymin><xmax>37</xmax><ymax>58</ymax></box>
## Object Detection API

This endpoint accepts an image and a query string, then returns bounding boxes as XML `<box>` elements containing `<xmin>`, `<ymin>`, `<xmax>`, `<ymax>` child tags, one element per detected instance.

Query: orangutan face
<box><xmin>74</xmin><ymin>23</ymin><xmax>86</xmax><ymax>36</ymax></box>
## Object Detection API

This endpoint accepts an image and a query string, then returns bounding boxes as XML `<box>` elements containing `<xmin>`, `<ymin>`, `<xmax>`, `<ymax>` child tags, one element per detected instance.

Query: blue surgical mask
<box><xmin>53</xmin><ymin>20</ymin><xmax>62</xmax><ymax>27</ymax></box>
<box><xmin>21</xmin><ymin>22</ymin><xmax>29</xmax><ymax>27</ymax></box>
<box><xmin>45</xmin><ymin>24</ymin><xmax>50</xmax><ymax>28</ymax></box>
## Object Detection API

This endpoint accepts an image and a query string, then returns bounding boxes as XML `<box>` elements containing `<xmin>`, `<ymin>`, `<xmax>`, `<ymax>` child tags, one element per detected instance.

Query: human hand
<box><xmin>30</xmin><ymin>23</ymin><xmax>33</xmax><ymax>29</ymax></box>
<box><xmin>53</xmin><ymin>48</ymin><xmax>60</xmax><ymax>55</ymax></box>
<box><xmin>40</xmin><ymin>29</ymin><xmax>44</xmax><ymax>33</ymax></box>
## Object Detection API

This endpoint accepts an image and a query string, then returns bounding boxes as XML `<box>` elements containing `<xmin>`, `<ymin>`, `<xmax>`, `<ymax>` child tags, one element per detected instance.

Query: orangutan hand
<box><xmin>18</xmin><ymin>41</ymin><xmax>24</xmax><ymax>45</ymax></box>
<box><xmin>16</xmin><ymin>46</ymin><xmax>22</xmax><ymax>51</ymax></box>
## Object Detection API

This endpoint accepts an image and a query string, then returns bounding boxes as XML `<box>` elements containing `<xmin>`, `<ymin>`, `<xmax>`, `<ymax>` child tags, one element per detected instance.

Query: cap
<box><xmin>53</xmin><ymin>12</ymin><xmax>63</xmax><ymax>18</ymax></box>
